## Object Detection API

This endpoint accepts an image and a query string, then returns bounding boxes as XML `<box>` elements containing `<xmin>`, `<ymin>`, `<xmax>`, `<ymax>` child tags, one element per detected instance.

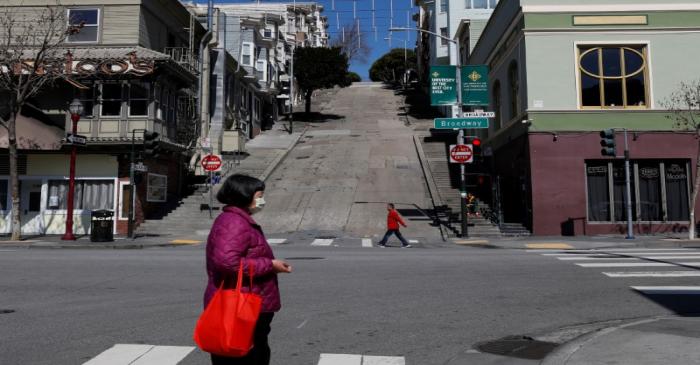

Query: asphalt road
<box><xmin>1</xmin><ymin>244</ymin><xmax>695</xmax><ymax>365</ymax></box>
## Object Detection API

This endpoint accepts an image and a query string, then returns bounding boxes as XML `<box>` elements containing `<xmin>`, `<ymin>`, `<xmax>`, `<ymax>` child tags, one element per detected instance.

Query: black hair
<box><xmin>388</xmin><ymin>203</ymin><xmax>395</xmax><ymax>208</ymax></box>
<box><xmin>216</xmin><ymin>174</ymin><xmax>265</xmax><ymax>208</ymax></box>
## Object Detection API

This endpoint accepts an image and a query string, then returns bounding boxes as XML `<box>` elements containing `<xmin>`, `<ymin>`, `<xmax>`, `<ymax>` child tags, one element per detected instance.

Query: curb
<box><xmin>540</xmin><ymin>316</ymin><xmax>664</xmax><ymax>365</ymax></box>
<box><xmin>413</xmin><ymin>134</ymin><xmax>447</xmax><ymax>241</ymax></box>
<box><xmin>259</xmin><ymin>125</ymin><xmax>308</xmax><ymax>182</ymax></box>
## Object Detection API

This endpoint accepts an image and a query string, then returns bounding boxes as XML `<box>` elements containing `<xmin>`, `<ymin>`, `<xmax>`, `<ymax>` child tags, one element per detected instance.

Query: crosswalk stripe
<box><xmin>604</xmin><ymin>271</ymin><xmax>700</xmax><ymax>278</ymax></box>
<box><xmin>311</xmin><ymin>239</ymin><xmax>333</xmax><ymax>246</ymax></box>
<box><xmin>409</xmin><ymin>240</ymin><xmax>419</xmax><ymax>244</ymax></box>
<box><xmin>362</xmin><ymin>239</ymin><xmax>373</xmax><ymax>248</ymax></box>
<box><xmin>82</xmin><ymin>344</ymin><xmax>194</xmax><ymax>365</ymax></box>
<box><xmin>317</xmin><ymin>354</ymin><xmax>405</xmax><ymax>365</ymax></box>
<box><xmin>529</xmin><ymin>248</ymin><xmax>696</xmax><ymax>253</ymax></box>
<box><xmin>576</xmin><ymin>262</ymin><xmax>700</xmax><ymax>268</ymax></box>
<box><xmin>556</xmin><ymin>255</ymin><xmax>700</xmax><ymax>261</ymax></box>
<box><xmin>543</xmin><ymin>251</ymin><xmax>700</xmax><ymax>256</ymax></box>
<box><xmin>632</xmin><ymin>286</ymin><xmax>700</xmax><ymax>294</ymax></box>
<box><xmin>267</xmin><ymin>238</ymin><xmax>287</xmax><ymax>245</ymax></box>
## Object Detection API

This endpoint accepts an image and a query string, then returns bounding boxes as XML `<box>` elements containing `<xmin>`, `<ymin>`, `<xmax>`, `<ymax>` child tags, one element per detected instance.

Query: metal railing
<box><xmin>164</xmin><ymin>47</ymin><xmax>199</xmax><ymax>74</ymax></box>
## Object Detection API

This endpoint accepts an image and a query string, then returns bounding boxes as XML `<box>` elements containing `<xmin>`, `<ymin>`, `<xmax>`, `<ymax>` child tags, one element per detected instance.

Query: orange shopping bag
<box><xmin>194</xmin><ymin>260</ymin><xmax>262</xmax><ymax>357</ymax></box>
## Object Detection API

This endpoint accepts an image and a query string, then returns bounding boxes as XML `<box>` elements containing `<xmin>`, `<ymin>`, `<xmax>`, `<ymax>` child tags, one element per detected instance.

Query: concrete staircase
<box><xmin>136</xmin><ymin>184</ymin><xmax>218</xmax><ymax>237</ymax></box>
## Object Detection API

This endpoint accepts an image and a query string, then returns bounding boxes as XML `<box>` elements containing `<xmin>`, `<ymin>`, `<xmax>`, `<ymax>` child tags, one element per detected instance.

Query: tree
<box><xmin>294</xmin><ymin>47</ymin><xmax>349</xmax><ymax>113</ymax></box>
<box><xmin>662</xmin><ymin>79</ymin><xmax>700</xmax><ymax>239</ymax></box>
<box><xmin>369</xmin><ymin>48</ymin><xmax>417</xmax><ymax>84</ymax></box>
<box><xmin>346</xmin><ymin>72</ymin><xmax>362</xmax><ymax>83</ymax></box>
<box><xmin>0</xmin><ymin>4</ymin><xmax>81</xmax><ymax>240</ymax></box>
<box><xmin>330</xmin><ymin>21</ymin><xmax>371</xmax><ymax>63</ymax></box>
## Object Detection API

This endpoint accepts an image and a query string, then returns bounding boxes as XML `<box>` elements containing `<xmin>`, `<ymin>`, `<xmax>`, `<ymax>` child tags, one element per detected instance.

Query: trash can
<box><xmin>90</xmin><ymin>210</ymin><xmax>114</xmax><ymax>242</ymax></box>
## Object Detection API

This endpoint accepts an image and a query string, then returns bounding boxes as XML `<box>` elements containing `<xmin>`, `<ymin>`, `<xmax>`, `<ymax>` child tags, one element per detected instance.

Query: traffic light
<box><xmin>599</xmin><ymin>129</ymin><xmax>616</xmax><ymax>157</ymax></box>
<box><xmin>143</xmin><ymin>131</ymin><xmax>160</xmax><ymax>158</ymax></box>
<box><xmin>470</xmin><ymin>137</ymin><xmax>482</xmax><ymax>161</ymax></box>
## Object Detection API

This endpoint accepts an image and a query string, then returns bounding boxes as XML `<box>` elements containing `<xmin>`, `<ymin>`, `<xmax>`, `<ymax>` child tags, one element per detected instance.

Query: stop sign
<box><xmin>450</xmin><ymin>144</ymin><xmax>473</xmax><ymax>164</ymax></box>
<box><xmin>201</xmin><ymin>154</ymin><xmax>223</xmax><ymax>172</ymax></box>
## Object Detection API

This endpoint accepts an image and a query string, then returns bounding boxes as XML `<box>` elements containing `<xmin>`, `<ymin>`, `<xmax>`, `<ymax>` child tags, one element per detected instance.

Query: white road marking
<box><xmin>0</xmin><ymin>250</ymin><xmax>17</xmax><ymax>252</ymax></box>
<box><xmin>296</xmin><ymin>319</ymin><xmax>309</xmax><ymax>329</ymax></box>
<box><xmin>632</xmin><ymin>286</ymin><xmax>700</xmax><ymax>295</ymax></box>
<box><xmin>82</xmin><ymin>344</ymin><xmax>194</xmax><ymax>365</ymax></box>
<box><xmin>362</xmin><ymin>239</ymin><xmax>373</xmax><ymax>248</ymax></box>
<box><xmin>530</xmin><ymin>248</ymin><xmax>696</xmax><ymax>253</ymax></box>
<box><xmin>604</xmin><ymin>271</ymin><xmax>700</xmax><ymax>278</ymax></box>
<box><xmin>409</xmin><ymin>240</ymin><xmax>419</xmax><ymax>244</ymax></box>
<box><xmin>543</xmin><ymin>251</ymin><xmax>700</xmax><ymax>256</ymax></box>
<box><xmin>556</xmin><ymin>255</ymin><xmax>700</xmax><ymax>261</ymax></box>
<box><xmin>267</xmin><ymin>238</ymin><xmax>287</xmax><ymax>245</ymax></box>
<box><xmin>311</xmin><ymin>239</ymin><xmax>333</xmax><ymax>246</ymax></box>
<box><xmin>317</xmin><ymin>354</ymin><xmax>405</xmax><ymax>365</ymax></box>
<box><xmin>576</xmin><ymin>262</ymin><xmax>700</xmax><ymax>268</ymax></box>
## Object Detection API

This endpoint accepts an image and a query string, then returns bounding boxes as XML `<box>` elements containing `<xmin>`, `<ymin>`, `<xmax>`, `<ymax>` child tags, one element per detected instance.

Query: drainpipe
<box><xmin>193</xmin><ymin>0</ymin><xmax>214</xmax><ymax>172</ymax></box>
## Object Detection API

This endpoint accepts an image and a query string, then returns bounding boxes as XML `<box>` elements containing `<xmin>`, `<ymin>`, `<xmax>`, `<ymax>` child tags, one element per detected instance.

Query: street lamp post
<box><xmin>390</xmin><ymin>27</ymin><xmax>470</xmax><ymax>238</ymax></box>
<box><xmin>384</xmin><ymin>37</ymin><xmax>408</xmax><ymax>86</ymax></box>
<box><xmin>61</xmin><ymin>99</ymin><xmax>84</xmax><ymax>241</ymax></box>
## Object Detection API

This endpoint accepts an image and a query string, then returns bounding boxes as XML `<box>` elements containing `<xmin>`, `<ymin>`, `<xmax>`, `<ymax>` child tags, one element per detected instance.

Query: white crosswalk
<box><xmin>82</xmin><ymin>344</ymin><xmax>194</xmax><ymax>365</ymax></box>
<box><xmin>533</xmin><ymin>248</ymin><xmax>700</xmax><ymax>295</ymax></box>
<box><xmin>266</xmin><ymin>238</ymin><xmax>420</xmax><ymax>248</ymax></box>
<box><xmin>317</xmin><ymin>353</ymin><xmax>406</xmax><ymax>365</ymax></box>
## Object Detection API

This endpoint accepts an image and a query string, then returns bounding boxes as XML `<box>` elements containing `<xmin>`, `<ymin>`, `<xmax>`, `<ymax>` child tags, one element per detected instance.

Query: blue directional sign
<box><xmin>434</xmin><ymin>118</ymin><xmax>489</xmax><ymax>129</ymax></box>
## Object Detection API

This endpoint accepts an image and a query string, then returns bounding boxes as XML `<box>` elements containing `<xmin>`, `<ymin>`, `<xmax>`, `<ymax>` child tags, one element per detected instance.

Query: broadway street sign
<box><xmin>65</xmin><ymin>133</ymin><xmax>87</xmax><ymax>146</ymax></box>
<box><xmin>434</xmin><ymin>118</ymin><xmax>489</xmax><ymax>129</ymax></box>
<box><xmin>461</xmin><ymin>65</ymin><xmax>489</xmax><ymax>106</ymax></box>
<box><xmin>430</xmin><ymin>66</ymin><xmax>457</xmax><ymax>106</ymax></box>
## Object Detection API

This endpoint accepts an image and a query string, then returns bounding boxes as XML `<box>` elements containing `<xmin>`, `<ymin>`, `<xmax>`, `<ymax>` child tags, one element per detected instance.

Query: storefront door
<box><xmin>20</xmin><ymin>180</ymin><xmax>44</xmax><ymax>235</ymax></box>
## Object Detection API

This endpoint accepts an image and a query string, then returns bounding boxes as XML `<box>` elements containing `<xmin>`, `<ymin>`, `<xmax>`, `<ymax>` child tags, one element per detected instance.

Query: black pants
<box><xmin>211</xmin><ymin>313</ymin><xmax>274</xmax><ymax>365</ymax></box>
<box><xmin>378</xmin><ymin>229</ymin><xmax>409</xmax><ymax>246</ymax></box>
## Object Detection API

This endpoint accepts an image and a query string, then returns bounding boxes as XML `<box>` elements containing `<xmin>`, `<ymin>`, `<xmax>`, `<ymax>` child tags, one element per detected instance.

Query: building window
<box><xmin>147</xmin><ymin>174</ymin><xmax>167</xmax><ymax>202</ymax></box>
<box><xmin>241</xmin><ymin>42</ymin><xmax>254</xmax><ymax>67</ymax></box>
<box><xmin>119</xmin><ymin>182</ymin><xmax>131</xmax><ymax>220</ymax></box>
<box><xmin>466</xmin><ymin>0</ymin><xmax>498</xmax><ymax>9</ymax></box>
<box><xmin>67</xmin><ymin>8</ymin><xmax>100</xmax><ymax>43</ymax></box>
<box><xmin>75</xmin><ymin>83</ymin><xmax>95</xmax><ymax>117</ymax></box>
<box><xmin>128</xmin><ymin>82</ymin><xmax>149</xmax><ymax>117</ymax></box>
<box><xmin>161</xmin><ymin>88</ymin><xmax>169</xmax><ymax>121</ymax></box>
<box><xmin>586</xmin><ymin>160</ymin><xmax>690</xmax><ymax>222</ymax></box>
<box><xmin>100</xmin><ymin>83</ymin><xmax>122</xmax><ymax>117</ymax></box>
<box><xmin>0</xmin><ymin>179</ymin><xmax>7</xmax><ymax>211</ymax></box>
<box><xmin>492</xmin><ymin>80</ymin><xmax>501</xmax><ymax>130</ymax></box>
<box><xmin>154</xmin><ymin>86</ymin><xmax>162</xmax><ymax>120</ymax></box>
<box><xmin>47</xmin><ymin>180</ymin><xmax>114</xmax><ymax>210</ymax></box>
<box><xmin>579</xmin><ymin>45</ymin><xmax>648</xmax><ymax>108</ymax></box>
<box><xmin>440</xmin><ymin>28</ymin><xmax>448</xmax><ymax>46</ymax></box>
<box><xmin>508</xmin><ymin>61</ymin><xmax>519</xmax><ymax>120</ymax></box>
<box><xmin>256</xmin><ymin>60</ymin><xmax>267</xmax><ymax>81</ymax></box>
<box><xmin>168</xmin><ymin>92</ymin><xmax>176</xmax><ymax>125</ymax></box>
<box><xmin>440</xmin><ymin>0</ymin><xmax>448</xmax><ymax>12</ymax></box>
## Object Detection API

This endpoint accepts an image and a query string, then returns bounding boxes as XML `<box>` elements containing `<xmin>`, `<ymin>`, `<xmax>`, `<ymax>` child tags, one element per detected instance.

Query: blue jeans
<box><xmin>378</xmin><ymin>229</ymin><xmax>409</xmax><ymax>246</ymax></box>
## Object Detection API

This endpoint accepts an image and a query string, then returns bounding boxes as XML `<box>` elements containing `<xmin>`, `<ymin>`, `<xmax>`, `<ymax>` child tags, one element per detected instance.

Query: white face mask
<box><xmin>252</xmin><ymin>197</ymin><xmax>266</xmax><ymax>213</ymax></box>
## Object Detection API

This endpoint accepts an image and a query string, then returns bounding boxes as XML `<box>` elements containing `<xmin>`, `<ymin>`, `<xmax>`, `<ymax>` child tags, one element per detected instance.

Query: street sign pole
<box><xmin>453</xmin><ymin>44</ymin><xmax>468</xmax><ymax>239</ymax></box>
<box><xmin>624</xmin><ymin>129</ymin><xmax>634</xmax><ymax>240</ymax></box>
<box><xmin>209</xmin><ymin>171</ymin><xmax>213</xmax><ymax>219</ymax></box>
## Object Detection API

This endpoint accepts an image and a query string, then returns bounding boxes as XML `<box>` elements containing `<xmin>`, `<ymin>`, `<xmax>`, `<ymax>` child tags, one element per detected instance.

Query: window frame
<box><xmin>465</xmin><ymin>0</ymin><xmax>498</xmax><ymax>9</ymax></box>
<box><xmin>0</xmin><ymin>179</ymin><xmax>8</xmax><ymax>212</ymax></box>
<box><xmin>440</xmin><ymin>27</ymin><xmax>449</xmax><ymax>46</ymax></box>
<box><xmin>256</xmin><ymin>59</ymin><xmax>268</xmax><ymax>81</ymax></box>
<box><xmin>146</xmin><ymin>173</ymin><xmax>167</xmax><ymax>203</ymax></box>
<box><xmin>440</xmin><ymin>0</ymin><xmax>448</xmax><ymax>13</ymax></box>
<box><xmin>127</xmin><ymin>81</ymin><xmax>150</xmax><ymax>117</ymax></box>
<box><xmin>66</xmin><ymin>8</ymin><xmax>101</xmax><ymax>44</ymax></box>
<box><xmin>46</xmin><ymin>178</ymin><xmax>115</xmax><ymax>212</ymax></box>
<box><xmin>118</xmin><ymin>180</ymin><xmax>131</xmax><ymax>220</ymax></box>
<box><xmin>241</xmin><ymin>42</ymin><xmax>255</xmax><ymax>67</ymax></box>
<box><xmin>576</xmin><ymin>43</ymin><xmax>651</xmax><ymax>110</ymax></box>
<box><xmin>99</xmin><ymin>82</ymin><xmax>123</xmax><ymax>118</ymax></box>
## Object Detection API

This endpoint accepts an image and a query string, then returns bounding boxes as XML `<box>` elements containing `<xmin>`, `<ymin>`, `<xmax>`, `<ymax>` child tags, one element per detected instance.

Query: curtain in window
<box><xmin>613</xmin><ymin>164</ymin><xmax>637</xmax><ymax>221</ymax></box>
<box><xmin>587</xmin><ymin>164</ymin><xmax>610</xmax><ymax>221</ymax></box>
<box><xmin>638</xmin><ymin>163</ymin><xmax>662</xmax><ymax>221</ymax></box>
<box><xmin>48</xmin><ymin>180</ymin><xmax>114</xmax><ymax>210</ymax></box>
<box><xmin>665</xmin><ymin>163</ymin><xmax>690</xmax><ymax>221</ymax></box>
<box><xmin>0</xmin><ymin>180</ymin><xmax>7</xmax><ymax>210</ymax></box>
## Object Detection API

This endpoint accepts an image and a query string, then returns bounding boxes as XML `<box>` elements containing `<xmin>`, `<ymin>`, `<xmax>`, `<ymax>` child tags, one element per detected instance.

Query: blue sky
<box><xmin>201</xmin><ymin>0</ymin><xmax>417</xmax><ymax>80</ymax></box>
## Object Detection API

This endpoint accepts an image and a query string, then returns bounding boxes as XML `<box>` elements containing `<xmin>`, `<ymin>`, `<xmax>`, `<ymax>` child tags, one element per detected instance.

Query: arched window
<box><xmin>578</xmin><ymin>45</ymin><xmax>648</xmax><ymax>108</ymax></box>
<box><xmin>492</xmin><ymin>80</ymin><xmax>502</xmax><ymax>131</ymax></box>
<box><xmin>508</xmin><ymin>61</ymin><xmax>520</xmax><ymax>120</ymax></box>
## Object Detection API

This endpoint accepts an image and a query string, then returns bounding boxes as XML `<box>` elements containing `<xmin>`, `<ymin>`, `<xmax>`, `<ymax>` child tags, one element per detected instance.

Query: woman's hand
<box><xmin>272</xmin><ymin>259</ymin><xmax>292</xmax><ymax>273</ymax></box>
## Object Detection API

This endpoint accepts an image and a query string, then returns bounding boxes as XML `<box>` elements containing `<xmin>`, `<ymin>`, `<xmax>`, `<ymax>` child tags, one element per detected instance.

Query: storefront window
<box><xmin>0</xmin><ymin>180</ymin><xmax>8</xmax><ymax>211</ymax></box>
<box><xmin>665</xmin><ymin>162</ymin><xmax>690</xmax><ymax>221</ymax></box>
<box><xmin>638</xmin><ymin>162</ymin><xmax>662</xmax><ymax>221</ymax></box>
<box><xmin>613</xmin><ymin>163</ymin><xmax>637</xmax><ymax>221</ymax></box>
<box><xmin>47</xmin><ymin>180</ymin><xmax>114</xmax><ymax>210</ymax></box>
<box><xmin>579</xmin><ymin>46</ymin><xmax>648</xmax><ymax>108</ymax></box>
<box><xmin>586</xmin><ymin>164</ymin><xmax>610</xmax><ymax>221</ymax></box>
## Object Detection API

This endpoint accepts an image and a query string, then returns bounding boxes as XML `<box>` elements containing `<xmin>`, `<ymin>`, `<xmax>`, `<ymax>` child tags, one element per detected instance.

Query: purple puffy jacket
<box><xmin>204</xmin><ymin>206</ymin><xmax>281</xmax><ymax>313</ymax></box>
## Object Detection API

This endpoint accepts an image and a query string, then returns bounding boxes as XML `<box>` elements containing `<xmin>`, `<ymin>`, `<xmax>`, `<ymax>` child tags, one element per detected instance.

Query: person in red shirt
<box><xmin>377</xmin><ymin>203</ymin><xmax>411</xmax><ymax>248</ymax></box>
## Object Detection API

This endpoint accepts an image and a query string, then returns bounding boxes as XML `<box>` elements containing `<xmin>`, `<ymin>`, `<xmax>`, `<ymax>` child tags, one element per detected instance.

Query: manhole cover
<box><xmin>284</xmin><ymin>257</ymin><xmax>325</xmax><ymax>261</ymax></box>
<box><xmin>476</xmin><ymin>336</ymin><xmax>558</xmax><ymax>360</ymax></box>
<box><xmin>0</xmin><ymin>309</ymin><xmax>15</xmax><ymax>314</ymax></box>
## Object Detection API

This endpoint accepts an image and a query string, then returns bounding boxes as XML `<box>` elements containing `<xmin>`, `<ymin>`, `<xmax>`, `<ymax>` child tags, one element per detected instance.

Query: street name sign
<box><xmin>461</xmin><ymin>65</ymin><xmax>489</xmax><ymax>106</ymax></box>
<box><xmin>201</xmin><ymin>154</ymin><xmax>223</xmax><ymax>172</ymax></box>
<box><xmin>132</xmin><ymin>162</ymin><xmax>148</xmax><ymax>172</ymax></box>
<box><xmin>450</xmin><ymin>144</ymin><xmax>473</xmax><ymax>164</ymax></box>
<box><xmin>65</xmin><ymin>133</ymin><xmax>87</xmax><ymax>146</ymax></box>
<box><xmin>434</xmin><ymin>118</ymin><xmax>489</xmax><ymax>129</ymax></box>
<box><xmin>430</xmin><ymin>66</ymin><xmax>457</xmax><ymax>106</ymax></box>
<box><xmin>463</xmin><ymin>111</ymin><xmax>495</xmax><ymax>118</ymax></box>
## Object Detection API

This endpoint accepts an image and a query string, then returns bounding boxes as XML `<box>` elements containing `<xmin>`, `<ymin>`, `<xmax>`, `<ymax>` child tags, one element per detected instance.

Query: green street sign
<box><xmin>434</xmin><ymin>118</ymin><xmax>489</xmax><ymax>129</ymax></box>
<box><xmin>430</xmin><ymin>66</ymin><xmax>457</xmax><ymax>106</ymax></box>
<box><xmin>461</xmin><ymin>65</ymin><xmax>489</xmax><ymax>106</ymax></box>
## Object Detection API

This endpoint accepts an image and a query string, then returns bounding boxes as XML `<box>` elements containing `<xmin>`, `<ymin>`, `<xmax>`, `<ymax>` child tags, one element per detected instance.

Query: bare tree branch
<box><xmin>330</xmin><ymin>21</ymin><xmax>371</xmax><ymax>63</ymax></box>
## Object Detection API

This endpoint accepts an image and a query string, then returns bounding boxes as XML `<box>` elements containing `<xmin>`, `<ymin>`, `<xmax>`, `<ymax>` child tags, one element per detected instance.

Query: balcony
<box><xmin>164</xmin><ymin>47</ymin><xmax>199</xmax><ymax>74</ymax></box>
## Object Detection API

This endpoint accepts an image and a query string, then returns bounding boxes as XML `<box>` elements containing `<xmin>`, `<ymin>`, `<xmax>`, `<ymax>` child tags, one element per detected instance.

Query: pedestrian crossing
<box><xmin>317</xmin><ymin>353</ymin><xmax>406</xmax><ymax>365</ymax></box>
<box><xmin>267</xmin><ymin>238</ymin><xmax>420</xmax><ymax>248</ymax></box>
<box><xmin>82</xmin><ymin>344</ymin><xmax>194</xmax><ymax>365</ymax></box>
<box><xmin>532</xmin><ymin>248</ymin><xmax>700</xmax><ymax>296</ymax></box>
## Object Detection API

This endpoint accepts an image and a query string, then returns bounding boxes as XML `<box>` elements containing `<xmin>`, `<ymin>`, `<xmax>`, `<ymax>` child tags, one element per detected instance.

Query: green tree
<box><xmin>369</xmin><ymin>48</ymin><xmax>417</xmax><ymax>83</ymax></box>
<box><xmin>294</xmin><ymin>47</ymin><xmax>349</xmax><ymax>113</ymax></box>
<box><xmin>346</xmin><ymin>72</ymin><xmax>362</xmax><ymax>83</ymax></box>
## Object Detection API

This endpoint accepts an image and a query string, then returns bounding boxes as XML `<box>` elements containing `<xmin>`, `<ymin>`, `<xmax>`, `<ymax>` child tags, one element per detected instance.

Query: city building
<box><xmin>0</xmin><ymin>0</ymin><xmax>204</xmax><ymax>236</ymax></box>
<box><xmin>468</xmin><ymin>0</ymin><xmax>700</xmax><ymax>235</ymax></box>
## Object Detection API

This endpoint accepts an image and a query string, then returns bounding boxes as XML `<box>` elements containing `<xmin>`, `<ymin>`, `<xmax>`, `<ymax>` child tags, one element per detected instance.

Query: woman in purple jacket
<box><xmin>205</xmin><ymin>174</ymin><xmax>292</xmax><ymax>365</ymax></box>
